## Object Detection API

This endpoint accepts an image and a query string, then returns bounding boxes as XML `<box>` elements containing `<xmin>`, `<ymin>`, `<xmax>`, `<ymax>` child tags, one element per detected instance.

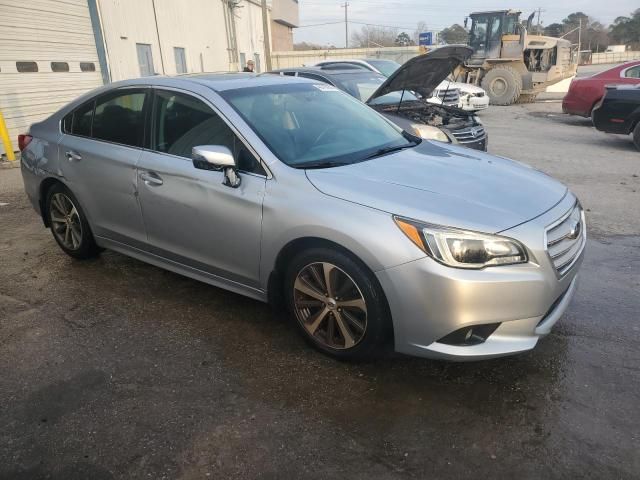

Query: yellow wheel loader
<box><xmin>460</xmin><ymin>10</ymin><xmax>577</xmax><ymax>105</ymax></box>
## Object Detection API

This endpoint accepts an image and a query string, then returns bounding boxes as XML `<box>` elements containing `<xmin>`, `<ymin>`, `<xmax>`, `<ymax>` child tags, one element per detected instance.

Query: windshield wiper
<box><xmin>298</xmin><ymin>160</ymin><xmax>350</xmax><ymax>169</ymax></box>
<box><xmin>363</xmin><ymin>142</ymin><xmax>416</xmax><ymax>161</ymax></box>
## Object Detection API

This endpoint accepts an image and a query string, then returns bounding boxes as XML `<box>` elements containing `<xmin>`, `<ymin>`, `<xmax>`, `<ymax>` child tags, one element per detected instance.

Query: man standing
<box><xmin>243</xmin><ymin>59</ymin><xmax>255</xmax><ymax>72</ymax></box>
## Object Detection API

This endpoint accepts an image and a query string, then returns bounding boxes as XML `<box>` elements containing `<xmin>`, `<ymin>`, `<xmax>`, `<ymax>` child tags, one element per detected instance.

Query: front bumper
<box><xmin>461</xmin><ymin>95</ymin><xmax>489</xmax><ymax>111</ymax></box>
<box><xmin>376</xmin><ymin>193</ymin><xmax>583</xmax><ymax>360</ymax></box>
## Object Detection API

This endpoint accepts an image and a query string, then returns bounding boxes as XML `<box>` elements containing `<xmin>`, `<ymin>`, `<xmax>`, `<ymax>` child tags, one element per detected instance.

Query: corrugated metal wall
<box><xmin>0</xmin><ymin>0</ymin><xmax>104</xmax><ymax>155</ymax></box>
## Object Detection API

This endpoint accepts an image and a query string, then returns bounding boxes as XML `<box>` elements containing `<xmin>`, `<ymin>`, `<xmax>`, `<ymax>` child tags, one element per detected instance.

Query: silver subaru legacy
<box><xmin>20</xmin><ymin>73</ymin><xmax>585</xmax><ymax>361</ymax></box>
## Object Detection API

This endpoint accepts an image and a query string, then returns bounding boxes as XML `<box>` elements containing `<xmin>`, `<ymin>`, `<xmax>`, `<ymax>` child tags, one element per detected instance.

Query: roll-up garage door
<box><xmin>0</xmin><ymin>0</ymin><xmax>104</xmax><ymax>156</ymax></box>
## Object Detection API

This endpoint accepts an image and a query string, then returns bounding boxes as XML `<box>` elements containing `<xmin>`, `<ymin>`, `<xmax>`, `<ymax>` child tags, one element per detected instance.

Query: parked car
<box><xmin>315</xmin><ymin>57</ymin><xmax>490</xmax><ymax>112</ymax></box>
<box><xmin>272</xmin><ymin>47</ymin><xmax>487</xmax><ymax>151</ymax></box>
<box><xmin>562</xmin><ymin>61</ymin><xmax>640</xmax><ymax>118</ymax></box>
<box><xmin>591</xmin><ymin>84</ymin><xmax>640</xmax><ymax>150</ymax></box>
<box><xmin>20</xmin><ymin>72</ymin><xmax>585</xmax><ymax>361</ymax></box>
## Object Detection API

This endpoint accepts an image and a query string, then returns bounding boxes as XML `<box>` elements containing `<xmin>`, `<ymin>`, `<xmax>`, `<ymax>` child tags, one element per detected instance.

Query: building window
<box><xmin>80</xmin><ymin>62</ymin><xmax>96</xmax><ymax>72</ymax></box>
<box><xmin>239</xmin><ymin>52</ymin><xmax>246</xmax><ymax>71</ymax></box>
<box><xmin>254</xmin><ymin>53</ymin><xmax>261</xmax><ymax>73</ymax></box>
<box><xmin>16</xmin><ymin>61</ymin><xmax>38</xmax><ymax>73</ymax></box>
<box><xmin>51</xmin><ymin>62</ymin><xmax>69</xmax><ymax>72</ymax></box>
<box><xmin>174</xmin><ymin>47</ymin><xmax>187</xmax><ymax>74</ymax></box>
<box><xmin>136</xmin><ymin>43</ymin><xmax>155</xmax><ymax>77</ymax></box>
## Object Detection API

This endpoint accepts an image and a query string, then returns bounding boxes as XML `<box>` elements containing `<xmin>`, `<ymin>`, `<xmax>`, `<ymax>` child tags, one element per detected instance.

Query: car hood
<box><xmin>367</xmin><ymin>45</ymin><xmax>473</xmax><ymax>103</ymax></box>
<box><xmin>306</xmin><ymin>142</ymin><xmax>568</xmax><ymax>234</ymax></box>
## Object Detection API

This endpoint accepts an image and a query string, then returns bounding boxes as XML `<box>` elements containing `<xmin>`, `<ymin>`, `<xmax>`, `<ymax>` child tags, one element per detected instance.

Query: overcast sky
<box><xmin>293</xmin><ymin>0</ymin><xmax>638</xmax><ymax>47</ymax></box>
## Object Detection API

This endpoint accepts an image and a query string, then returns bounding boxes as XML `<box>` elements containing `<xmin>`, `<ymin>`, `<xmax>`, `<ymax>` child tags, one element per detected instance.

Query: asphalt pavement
<box><xmin>1</xmin><ymin>101</ymin><xmax>639</xmax><ymax>479</ymax></box>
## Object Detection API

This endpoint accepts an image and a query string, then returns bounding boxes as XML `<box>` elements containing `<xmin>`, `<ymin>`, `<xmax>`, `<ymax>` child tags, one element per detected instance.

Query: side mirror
<box><xmin>192</xmin><ymin>145</ymin><xmax>241</xmax><ymax>188</ymax></box>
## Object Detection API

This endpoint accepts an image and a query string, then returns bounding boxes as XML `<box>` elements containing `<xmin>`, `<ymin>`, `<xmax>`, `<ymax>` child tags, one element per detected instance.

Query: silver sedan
<box><xmin>19</xmin><ymin>73</ymin><xmax>585</xmax><ymax>360</ymax></box>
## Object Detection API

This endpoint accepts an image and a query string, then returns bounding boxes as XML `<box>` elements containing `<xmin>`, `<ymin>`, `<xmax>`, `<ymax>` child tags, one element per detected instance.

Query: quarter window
<box><xmin>152</xmin><ymin>90</ymin><xmax>264</xmax><ymax>175</ymax></box>
<box><xmin>92</xmin><ymin>91</ymin><xmax>147</xmax><ymax>147</ymax></box>
<box><xmin>64</xmin><ymin>101</ymin><xmax>94</xmax><ymax>137</ymax></box>
<box><xmin>624</xmin><ymin>66</ymin><xmax>640</xmax><ymax>78</ymax></box>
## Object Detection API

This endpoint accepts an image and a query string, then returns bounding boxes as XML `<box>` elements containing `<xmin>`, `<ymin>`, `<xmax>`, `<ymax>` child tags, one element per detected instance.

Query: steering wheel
<box><xmin>312</xmin><ymin>126</ymin><xmax>344</xmax><ymax>147</ymax></box>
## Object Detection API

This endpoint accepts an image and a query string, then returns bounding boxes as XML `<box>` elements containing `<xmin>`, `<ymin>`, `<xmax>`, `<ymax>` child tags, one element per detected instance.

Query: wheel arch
<box><xmin>267</xmin><ymin>237</ymin><xmax>393</xmax><ymax>339</ymax></box>
<box><xmin>38</xmin><ymin>177</ymin><xmax>66</xmax><ymax>227</ymax></box>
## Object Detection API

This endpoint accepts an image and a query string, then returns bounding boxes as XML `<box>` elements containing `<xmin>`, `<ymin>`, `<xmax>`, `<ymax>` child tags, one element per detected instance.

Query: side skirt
<box><xmin>96</xmin><ymin>236</ymin><xmax>268</xmax><ymax>303</ymax></box>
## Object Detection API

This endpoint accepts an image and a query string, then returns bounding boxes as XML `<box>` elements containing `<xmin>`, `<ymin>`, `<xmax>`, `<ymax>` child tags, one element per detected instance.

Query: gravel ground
<box><xmin>1</xmin><ymin>101</ymin><xmax>639</xmax><ymax>479</ymax></box>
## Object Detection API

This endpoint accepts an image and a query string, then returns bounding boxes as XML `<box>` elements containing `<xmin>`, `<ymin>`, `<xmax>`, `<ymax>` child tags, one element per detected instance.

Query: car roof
<box><xmin>272</xmin><ymin>67</ymin><xmax>383</xmax><ymax>77</ymax></box>
<box><xmin>104</xmin><ymin>72</ymin><xmax>312</xmax><ymax>93</ymax></box>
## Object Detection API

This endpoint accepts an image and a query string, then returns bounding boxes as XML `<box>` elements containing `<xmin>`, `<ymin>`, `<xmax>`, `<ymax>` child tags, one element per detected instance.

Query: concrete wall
<box><xmin>590</xmin><ymin>51</ymin><xmax>640</xmax><ymax>65</ymax></box>
<box><xmin>271</xmin><ymin>21</ymin><xmax>293</xmax><ymax>52</ymax></box>
<box><xmin>272</xmin><ymin>46</ymin><xmax>421</xmax><ymax>68</ymax></box>
<box><xmin>271</xmin><ymin>0</ymin><xmax>299</xmax><ymax>29</ymax></box>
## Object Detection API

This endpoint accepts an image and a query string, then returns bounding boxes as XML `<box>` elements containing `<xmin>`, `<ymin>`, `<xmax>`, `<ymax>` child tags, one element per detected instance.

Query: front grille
<box><xmin>435</xmin><ymin>88</ymin><xmax>460</xmax><ymax>106</ymax></box>
<box><xmin>450</xmin><ymin>126</ymin><xmax>486</xmax><ymax>144</ymax></box>
<box><xmin>545</xmin><ymin>202</ymin><xmax>586</xmax><ymax>276</ymax></box>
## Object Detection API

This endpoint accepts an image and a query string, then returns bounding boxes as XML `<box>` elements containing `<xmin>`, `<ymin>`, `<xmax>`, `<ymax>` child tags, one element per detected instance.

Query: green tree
<box><xmin>544</xmin><ymin>23</ymin><xmax>564</xmax><ymax>37</ymax></box>
<box><xmin>610</xmin><ymin>9</ymin><xmax>640</xmax><ymax>47</ymax></box>
<box><xmin>440</xmin><ymin>24</ymin><xmax>469</xmax><ymax>44</ymax></box>
<box><xmin>395</xmin><ymin>32</ymin><xmax>414</xmax><ymax>46</ymax></box>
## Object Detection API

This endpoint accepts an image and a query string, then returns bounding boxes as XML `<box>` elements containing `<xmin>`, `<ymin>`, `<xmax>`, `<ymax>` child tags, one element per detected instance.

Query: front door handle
<box><xmin>140</xmin><ymin>171</ymin><xmax>164</xmax><ymax>186</ymax></box>
<box><xmin>66</xmin><ymin>150</ymin><xmax>82</xmax><ymax>161</ymax></box>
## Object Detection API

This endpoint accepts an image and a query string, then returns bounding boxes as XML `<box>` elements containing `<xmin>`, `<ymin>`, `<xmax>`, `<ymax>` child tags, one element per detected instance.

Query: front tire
<box><xmin>45</xmin><ymin>183</ymin><xmax>100</xmax><ymax>259</ymax></box>
<box><xmin>481</xmin><ymin>66</ymin><xmax>523</xmax><ymax>105</ymax></box>
<box><xmin>284</xmin><ymin>248</ymin><xmax>392</xmax><ymax>360</ymax></box>
<box><xmin>633</xmin><ymin>123</ymin><xmax>640</xmax><ymax>151</ymax></box>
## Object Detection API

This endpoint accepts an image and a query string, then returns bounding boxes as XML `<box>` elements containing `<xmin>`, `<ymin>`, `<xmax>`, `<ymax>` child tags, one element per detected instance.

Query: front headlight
<box><xmin>410</xmin><ymin>124</ymin><xmax>451</xmax><ymax>143</ymax></box>
<box><xmin>394</xmin><ymin>217</ymin><xmax>527</xmax><ymax>269</ymax></box>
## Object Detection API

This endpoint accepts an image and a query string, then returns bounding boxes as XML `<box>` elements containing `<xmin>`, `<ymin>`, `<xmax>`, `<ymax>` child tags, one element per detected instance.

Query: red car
<box><xmin>562</xmin><ymin>61</ymin><xmax>640</xmax><ymax>118</ymax></box>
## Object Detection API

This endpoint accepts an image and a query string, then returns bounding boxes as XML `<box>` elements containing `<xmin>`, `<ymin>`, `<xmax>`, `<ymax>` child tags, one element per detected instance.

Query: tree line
<box><xmin>293</xmin><ymin>10</ymin><xmax>640</xmax><ymax>51</ymax></box>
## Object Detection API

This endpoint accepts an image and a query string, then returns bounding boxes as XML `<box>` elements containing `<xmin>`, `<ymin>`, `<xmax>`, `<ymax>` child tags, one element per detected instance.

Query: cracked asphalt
<box><xmin>1</xmin><ymin>100</ymin><xmax>639</xmax><ymax>479</ymax></box>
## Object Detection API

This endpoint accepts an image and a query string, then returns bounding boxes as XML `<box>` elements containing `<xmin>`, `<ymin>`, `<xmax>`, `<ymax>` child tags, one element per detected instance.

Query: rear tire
<box><xmin>633</xmin><ymin>123</ymin><xmax>640</xmax><ymax>151</ymax></box>
<box><xmin>284</xmin><ymin>247</ymin><xmax>392</xmax><ymax>360</ymax></box>
<box><xmin>481</xmin><ymin>66</ymin><xmax>523</xmax><ymax>106</ymax></box>
<box><xmin>45</xmin><ymin>183</ymin><xmax>100</xmax><ymax>260</ymax></box>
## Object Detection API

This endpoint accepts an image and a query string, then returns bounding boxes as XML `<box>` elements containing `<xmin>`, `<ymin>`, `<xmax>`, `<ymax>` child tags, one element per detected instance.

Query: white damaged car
<box><xmin>314</xmin><ymin>57</ymin><xmax>490</xmax><ymax>112</ymax></box>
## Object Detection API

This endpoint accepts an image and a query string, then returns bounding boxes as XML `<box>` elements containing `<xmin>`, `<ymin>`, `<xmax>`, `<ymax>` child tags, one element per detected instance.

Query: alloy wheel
<box><xmin>49</xmin><ymin>193</ymin><xmax>83</xmax><ymax>250</ymax></box>
<box><xmin>293</xmin><ymin>262</ymin><xmax>368</xmax><ymax>349</ymax></box>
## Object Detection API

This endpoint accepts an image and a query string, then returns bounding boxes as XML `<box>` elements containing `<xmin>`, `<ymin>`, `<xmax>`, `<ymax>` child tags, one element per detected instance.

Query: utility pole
<box><xmin>536</xmin><ymin>7</ymin><xmax>545</xmax><ymax>31</ymax></box>
<box><xmin>341</xmin><ymin>2</ymin><xmax>349</xmax><ymax>48</ymax></box>
<box><xmin>577</xmin><ymin>18</ymin><xmax>582</xmax><ymax>65</ymax></box>
<box><xmin>261</xmin><ymin>0</ymin><xmax>272</xmax><ymax>71</ymax></box>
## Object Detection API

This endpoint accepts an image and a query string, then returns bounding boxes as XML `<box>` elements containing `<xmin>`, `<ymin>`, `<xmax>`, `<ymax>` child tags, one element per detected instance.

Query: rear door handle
<box><xmin>140</xmin><ymin>171</ymin><xmax>164</xmax><ymax>186</ymax></box>
<box><xmin>66</xmin><ymin>150</ymin><xmax>82</xmax><ymax>161</ymax></box>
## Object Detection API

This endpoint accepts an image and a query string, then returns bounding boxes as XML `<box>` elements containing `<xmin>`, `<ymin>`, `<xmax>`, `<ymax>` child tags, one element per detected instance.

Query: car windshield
<box><xmin>327</xmin><ymin>72</ymin><xmax>420</xmax><ymax>106</ymax></box>
<box><xmin>366</xmin><ymin>59</ymin><xmax>401</xmax><ymax>77</ymax></box>
<box><xmin>221</xmin><ymin>83</ymin><xmax>417</xmax><ymax>168</ymax></box>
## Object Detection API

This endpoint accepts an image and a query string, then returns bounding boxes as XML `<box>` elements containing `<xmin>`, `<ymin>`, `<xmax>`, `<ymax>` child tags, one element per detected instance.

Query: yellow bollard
<box><xmin>0</xmin><ymin>109</ymin><xmax>16</xmax><ymax>162</ymax></box>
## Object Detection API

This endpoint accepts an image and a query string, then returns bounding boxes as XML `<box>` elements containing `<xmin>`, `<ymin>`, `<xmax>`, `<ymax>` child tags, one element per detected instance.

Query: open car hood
<box><xmin>367</xmin><ymin>45</ymin><xmax>473</xmax><ymax>103</ymax></box>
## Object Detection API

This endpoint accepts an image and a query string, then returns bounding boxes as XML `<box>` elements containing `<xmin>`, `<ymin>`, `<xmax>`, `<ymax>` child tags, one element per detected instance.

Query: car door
<box><xmin>59</xmin><ymin>88</ymin><xmax>149</xmax><ymax>247</ymax></box>
<box><xmin>136</xmin><ymin>88</ymin><xmax>267</xmax><ymax>288</ymax></box>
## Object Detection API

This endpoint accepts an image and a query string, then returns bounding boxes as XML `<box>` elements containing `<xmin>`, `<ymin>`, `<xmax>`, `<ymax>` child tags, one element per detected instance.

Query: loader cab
<box><xmin>467</xmin><ymin>10</ymin><xmax>521</xmax><ymax>64</ymax></box>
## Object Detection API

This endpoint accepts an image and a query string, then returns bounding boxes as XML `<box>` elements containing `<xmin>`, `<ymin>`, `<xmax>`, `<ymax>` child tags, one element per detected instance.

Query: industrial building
<box><xmin>0</xmin><ymin>0</ymin><xmax>299</xmax><ymax>157</ymax></box>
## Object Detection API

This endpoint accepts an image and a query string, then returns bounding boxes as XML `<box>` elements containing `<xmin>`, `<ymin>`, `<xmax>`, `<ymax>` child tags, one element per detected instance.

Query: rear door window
<box><xmin>92</xmin><ymin>90</ymin><xmax>147</xmax><ymax>147</ymax></box>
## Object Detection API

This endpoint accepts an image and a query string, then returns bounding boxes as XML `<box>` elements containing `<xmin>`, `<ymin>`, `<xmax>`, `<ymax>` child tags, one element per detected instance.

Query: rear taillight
<box><xmin>18</xmin><ymin>134</ymin><xmax>32</xmax><ymax>151</ymax></box>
